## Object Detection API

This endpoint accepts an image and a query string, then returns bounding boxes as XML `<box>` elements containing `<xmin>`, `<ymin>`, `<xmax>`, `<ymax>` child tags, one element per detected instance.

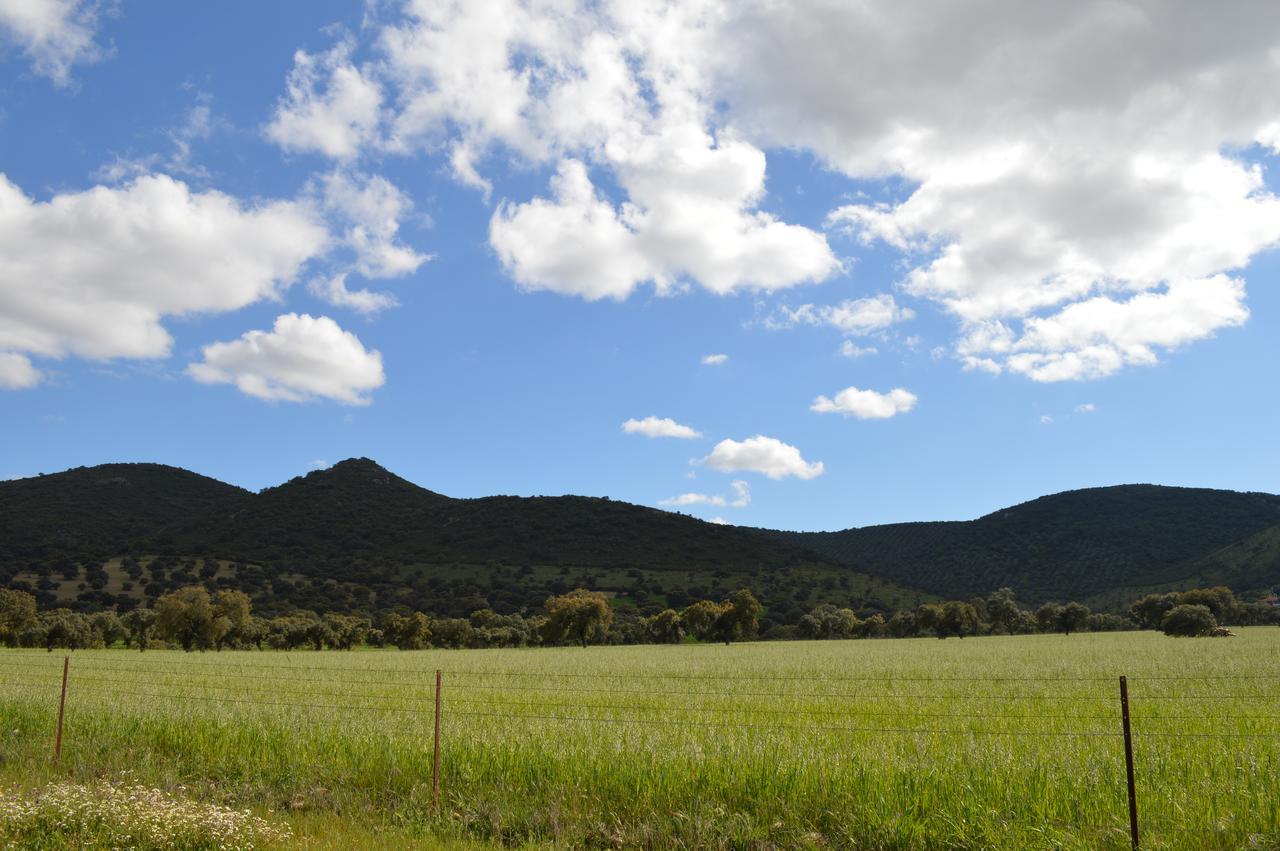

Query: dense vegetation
<box><xmin>5</xmin><ymin>580</ymin><xmax>1273</xmax><ymax>655</ymax></box>
<box><xmin>2</xmin><ymin>634</ymin><xmax>1277</xmax><ymax>848</ymax></box>
<box><xmin>4</xmin><ymin>461</ymin><xmax>1279</xmax><ymax>633</ymax></box>
<box><xmin>0</xmin><ymin>460</ymin><xmax>919</xmax><ymax>624</ymax></box>
<box><xmin>775</xmin><ymin>484</ymin><xmax>1280</xmax><ymax>604</ymax></box>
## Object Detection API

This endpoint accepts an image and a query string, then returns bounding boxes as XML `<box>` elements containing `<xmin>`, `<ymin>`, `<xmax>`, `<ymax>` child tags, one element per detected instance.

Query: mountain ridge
<box><xmin>2</xmin><ymin>460</ymin><xmax>1278</xmax><ymax>621</ymax></box>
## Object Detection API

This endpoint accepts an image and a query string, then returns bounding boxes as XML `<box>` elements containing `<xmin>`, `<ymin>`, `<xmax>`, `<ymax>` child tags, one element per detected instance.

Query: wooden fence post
<box><xmin>433</xmin><ymin>669</ymin><xmax>442</xmax><ymax>806</ymax></box>
<box><xmin>54</xmin><ymin>655</ymin><xmax>69</xmax><ymax>766</ymax></box>
<box><xmin>1119</xmin><ymin>675</ymin><xmax>1139</xmax><ymax>850</ymax></box>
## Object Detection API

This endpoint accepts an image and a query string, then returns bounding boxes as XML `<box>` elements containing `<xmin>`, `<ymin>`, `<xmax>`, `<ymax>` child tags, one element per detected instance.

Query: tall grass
<box><xmin>1</xmin><ymin>630</ymin><xmax>1278</xmax><ymax>849</ymax></box>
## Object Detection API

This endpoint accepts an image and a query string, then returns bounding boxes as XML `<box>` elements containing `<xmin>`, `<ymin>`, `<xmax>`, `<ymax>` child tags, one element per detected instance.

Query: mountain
<box><xmin>772</xmin><ymin>485</ymin><xmax>1280</xmax><ymax>605</ymax></box>
<box><xmin>0</xmin><ymin>463</ymin><xmax>248</xmax><ymax>564</ymax></box>
<box><xmin>5</xmin><ymin>464</ymin><xmax>1278</xmax><ymax>621</ymax></box>
<box><xmin>0</xmin><ymin>460</ymin><xmax>919</xmax><ymax>624</ymax></box>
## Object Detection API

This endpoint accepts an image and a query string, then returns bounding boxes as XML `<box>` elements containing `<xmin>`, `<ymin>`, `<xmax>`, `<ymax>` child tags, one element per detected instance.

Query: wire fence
<box><xmin>1</xmin><ymin>652</ymin><xmax>1278</xmax><ymax>849</ymax></box>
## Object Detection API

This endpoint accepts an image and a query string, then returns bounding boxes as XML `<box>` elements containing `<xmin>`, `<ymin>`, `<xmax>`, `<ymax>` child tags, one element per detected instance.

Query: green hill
<box><xmin>6</xmin><ymin>463</ymin><xmax>1278</xmax><ymax>621</ymax></box>
<box><xmin>0</xmin><ymin>462</ymin><xmax>248</xmax><ymax>563</ymax></box>
<box><xmin>773</xmin><ymin>485</ymin><xmax>1280</xmax><ymax>604</ymax></box>
<box><xmin>0</xmin><ymin>459</ymin><xmax>920</xmax><ymax>625</ymax></box>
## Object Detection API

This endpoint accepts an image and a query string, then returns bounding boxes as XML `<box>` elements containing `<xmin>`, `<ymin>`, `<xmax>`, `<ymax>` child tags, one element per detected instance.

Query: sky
<box><xmin>1</xmin><ymin>0</ymin><xmax>1278</xmax><ymax>532</ymax></box>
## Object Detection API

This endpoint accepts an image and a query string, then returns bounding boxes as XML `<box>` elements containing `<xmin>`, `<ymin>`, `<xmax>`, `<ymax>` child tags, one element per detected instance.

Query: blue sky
<box><xmin>1</xmin><ymin>1</ymin><xmax>1278</xmax><ymax>531</ymax></box>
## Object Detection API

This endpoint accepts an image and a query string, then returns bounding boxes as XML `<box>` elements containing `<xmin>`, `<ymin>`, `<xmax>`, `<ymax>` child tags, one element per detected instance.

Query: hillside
<box><xmin>0</xmin><ymin>463</ymin><xmax>248</xmax><ymax>563</ymax></box>
<box><xmin>6</xmin><ymin>463</ymin><xmax>1278</xmax><ymax>621</ymax></box>
<box><xmin>774</xmin><ymin>485</ymin><xmax>1280</xmax><ymax>604</ymax></box>
<box><xmin>0</xmin><ymin>460</ymin><xmax>920</xmax><ymax>624</ymax></box>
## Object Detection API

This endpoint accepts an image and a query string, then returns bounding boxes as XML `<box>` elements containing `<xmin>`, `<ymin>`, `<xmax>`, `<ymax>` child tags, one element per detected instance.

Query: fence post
<box><xmin>54</xmin><ymin>655</ymin><xmax>69</xmax><ymax>766</ymax></box>
<box><xmin>433</xmin><ymin>669</ymin><xmax>442</xmax><ymax>806</ymax></box>
<box><xmin>1119</xmin><ymin>675</ymin><xmax>1139</xmax><ymax>850</ymax></box>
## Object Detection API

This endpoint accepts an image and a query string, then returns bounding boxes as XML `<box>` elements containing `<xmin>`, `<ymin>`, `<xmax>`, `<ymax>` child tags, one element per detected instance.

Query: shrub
<box><xmin>1161</xmin><ymin>604</ymin><xmax>1217</xmax><ymax>637</ymax></box>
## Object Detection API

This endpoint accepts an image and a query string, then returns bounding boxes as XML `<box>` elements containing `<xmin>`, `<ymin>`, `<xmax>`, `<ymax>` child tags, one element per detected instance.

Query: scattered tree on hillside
<box><xmin>213</xmin><ymin>590</ymin><xmax>252</xmax><ymax>650</ymax></box>
<box><xmin>91</xmin><ymin>611</ymin><xmax>125</xmax><ymax>647</ymax></box>
<box><xmin>644</xmin><ymin>609</ymin><xmax>684</xmax><ymax>644</ymax></box>
<box><xmin>543</xmin><ymin>588</ymin><xmax>613</xmax><ymax>647</ymax></box>
<box><xmin>381</xmin><ymin>611</ymin><xmax>432</xmax><ymax>650</ymax></box>
<box><xmin>939</xmin><ymin>601</ymin><xmax>980</xmax><ymax>638</ymax></box>
<box><xmin>985</xmin><ymin>588</ymin><xmax>1022</xmax><ymax>634</ymax></box>
<box><xmin>121</xmin><ymin>608</ymin><xmax>157</xmax><ymax>651</ymax></box>
<box><xmin>713</xmin><ymin>588</ymin><xmax>762</xmax><ymax>644</ymax></box>
<box><xmin>799</xmin><ymin>604</ymin><xmax>862</xmax><ymax>639</ymax></box>
<box><xmin>1057</xmin><ymin>602</ymin><xmax>1091</xmax><ymax>635</ymax></box>
<box><xmin>154</xmin><ymin>586</ymin><xmax>225</xmax><ymax>652</ymax></box>
<box><xmin>0</xmin><ymin>588</ymin><xmax>36</xmax><ymax>646</ymax></box>
<box><xmin>915</xmin><ymin>603</ymin><xmax>944</xmax><ymax>637</ymax></box>
<box><xmin>322</xmin><ymin>613</ymin><xmax>370</xmax><ymax>650</ymax></box>
<box><xmin>1162</xmin><ymin>604</ymin><xmax>1217</xmax><ymax>637</ymax></box>
<box><xmin>680</xmin><ymin>599</ymin><xmax>725</xmax><ymax>641</ymax></box>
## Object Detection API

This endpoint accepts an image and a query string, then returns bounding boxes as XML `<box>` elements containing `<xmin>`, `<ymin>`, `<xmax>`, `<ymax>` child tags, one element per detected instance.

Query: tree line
<box><xmin>787</xmin><ymin>586</ymin><xmax>1277</xmax><ymax>640</ymax></box>
<box><xmin>0</xmin><ymin>583</ymin><xmax>1273</xmax><ymax>652</ymax></box>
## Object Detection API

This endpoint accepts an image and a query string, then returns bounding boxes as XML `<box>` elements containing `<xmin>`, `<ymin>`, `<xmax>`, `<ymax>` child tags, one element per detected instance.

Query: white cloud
<box><xmin>811</xmin><ymin>387</ymin><xmax>917</xmax><ymax>420</ymax></box>
<box><xmin>309</xmin><ymin>274</ymin><xmax>398</xmax><ymax>315</ymax></box>
<box><xmin>490</xmin><ymin>160</ymin><xmax>654</xmax><ymax>300</ymax></box>
<box><xmin>839</xmin><ymin>341</ymin><xmax>877</xmax><ymax>359</ymax></box>
<box><xmin>703</xmin><ymin>435</ymin><xmax>823</xmax><ymax>480</ymax></box>
<box><xmin>701</xmin><ymin>353</ymin><xmax>729</xmax><ymax>365</ymax></box>
<box><xmin>660</xmin><ymin>492</ymin><xmax>724</xmax><ymax>507</ymax></box>
<box><xmin>0</xmin><ymin>0</ymin><xmax>103</xmax><ymax>85</ymax></box>
<box><xmin>1075</xmin><ymin>403</ymin><xmax>1097</xmax><ymax>414</ymax></box>
<box><xmin>621</xmin><ymin>416</ymin><xmax>702</xmax><ymax>439</ymax></box>
<box><xmin>732</xmin><ymin>2</ymin><xmax>1280</xmax><ymax>379</ymax></box>
<box><xmin>187</xmin><ymin>313</ymin><xmax>384</xmax><ymax>405</ymax></box>
<box><xmin>768</xmin><ymin>294</ymin><xmax>914</xmax><ymax>335</ymax></box>
<box><xmin>266</xmin><ymin>40</ymin><xmax>382</xmax><ymax>160</ymax></box>
<box><xmin>270</xmin><ymin>1</ymin><xmax>1280</xmax><ymax>379</ymax></box>
<box><xmin>0</xmin><ymin>351</ymin><xmax>40</xmax><ymax>389</ymax></box>
<box><xmin>1003</xmin><ymin>276</ymin><xmax>1249</xmax><ymax>381</ymax></box>
<box><xmin>316</xmin><ymin>170</ymin><xmax>429</xmax><ymax>280</ymax></box>
<box><xmin>0</xmin><ymin>173</ymin><xmax>328</xmax><ymax>381</ymax></box>
<box><xmin>708</xmin><ymin>516</ymin><xmax>729</xmax><ymax>525</ymax></box>
<box><xmin>377</xmin><ymin>2</ymin><xmax>838</xmax><ymax>299</ymax></box>
<box><xmin>1040</xmin><ymin>415</ymin><xmax>1054</xmax><ymax>425</ymax></box>
<box><xmin>659</xmin><ymin>479</ymin><xmax>749</xmax><ymax>508</ymax></box>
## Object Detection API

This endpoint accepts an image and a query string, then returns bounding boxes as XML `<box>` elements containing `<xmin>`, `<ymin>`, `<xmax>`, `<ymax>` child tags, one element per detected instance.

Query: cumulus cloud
<box><xmin>0</xmin><ymin>0</ymin><xmax>104</xmax><ymax>85</ymax></box>
<box><xmin>768</xmin><ymin>294</ymin><xmax>914</xmax><ymax>335</ymax></box>
<box><xmin>1002</xmin><ymin>276</ymin><xmax>1250</xmax><ymax>381</ymax></box>
<box><xmin>263</xmin><ymin>1</ymin><xmax>1280</xmax><ymax>379</ymax></box>
<box><xmin>659</xmin><ymin>479</ymin><xmax>749</xmax><ymax>508</ymax></box>
<box><xmin>266</xmin><ymin>39</ymin><xmax>382</xmax><ymax>160</ymax></box>
<box><xmin>621</xmin><ymin>416</ymin><xmax>702</xmax><ymax>439</ymax></box>
<box><xmin>701</xmin><ymin>353</ymin><xmax>728</xmax><ymax>365</ymax></box>
<box><xmin>0</xmin><ymin>173</ymin><xmax>328</xmax><ymax>383</ymax></box>
<box><xmin>378</xmin><ymin>2</ymin><xmax>838</xmax><ymax>299</ymax></box>
<box><xmin>309</xmin><ymin>274</ymin><xmax>398</xmax><ymax>315</ymax></box>
<box><xmin>732</xmin><ymin>1</ymin><xmax>1280</xmax><ymax>380</ymax></box>
<box><xmin>187</xmin><ymin>313</ymin><xmax>384</xmax><ymax>405</ymax></box>
<box><xmin>0</xmin><ymin>351</ymin><xmax>40</xmax><ymax>389</ymax></box>
<box><xmin>315</xmin><ymin>170</ymin><xmax>430</xmax><ymax>280</ymax></box>
<box><xmin>703</xmin><ymin>435</ymin><xmax>823</xmax><ymax>480</ymax></box>
<box><xmin>811</xmin><ymin>387</ymin><xmax>917</xmax><ymax>420</ymax></box>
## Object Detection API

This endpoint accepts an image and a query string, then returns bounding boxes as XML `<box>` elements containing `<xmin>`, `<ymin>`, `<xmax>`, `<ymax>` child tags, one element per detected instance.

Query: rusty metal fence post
<box><xmin>54</xmin><ymin>655</ymin><xmax>69</xmax><ymax>765</ymax></box>
<box><xmin>1119</xmin><ymin>675</ymin><xmax>1139</xmax><ymax>850</ymax></box>
<box><xmin>433</xmin><ymin>669</ymin><xmax>442</xmax><ymax>805</ymax></box>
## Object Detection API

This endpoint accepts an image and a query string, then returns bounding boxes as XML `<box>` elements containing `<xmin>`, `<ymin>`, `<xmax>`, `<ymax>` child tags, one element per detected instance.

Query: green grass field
<box><xmin>1</xmin><ymin>631</ymin><xmax>1278</xmax><ymax>849</ymax></box>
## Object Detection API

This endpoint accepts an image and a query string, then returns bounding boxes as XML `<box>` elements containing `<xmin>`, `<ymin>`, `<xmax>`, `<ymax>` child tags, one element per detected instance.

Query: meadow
<box><xmin>1</xmin><ymin>630</ymin><xmax>1278</xmax><ymax>850</ymax></box>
